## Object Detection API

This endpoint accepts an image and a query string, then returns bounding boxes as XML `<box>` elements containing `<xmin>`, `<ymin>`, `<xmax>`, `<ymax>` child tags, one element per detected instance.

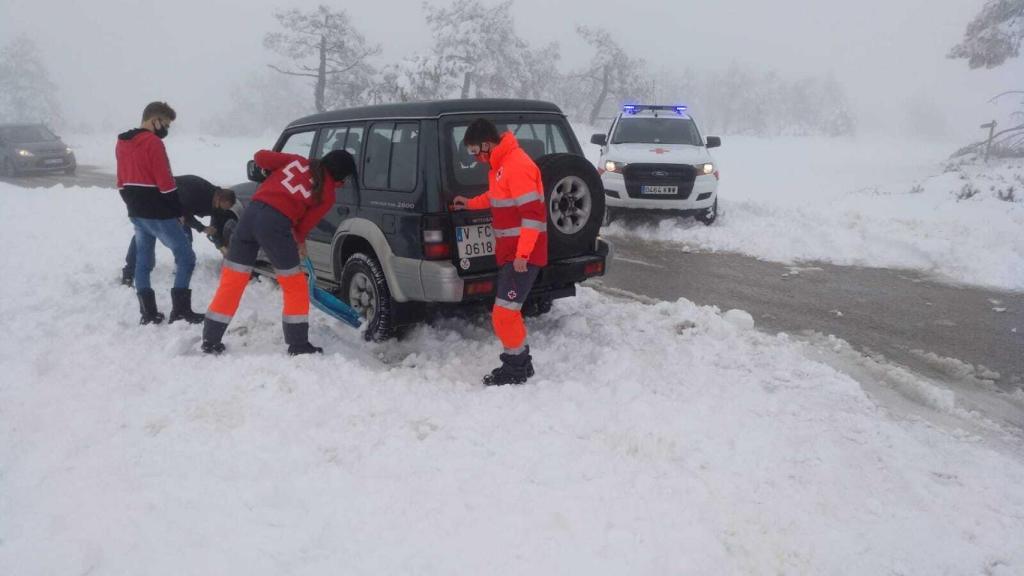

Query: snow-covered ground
<box><xmin>575</xmin><ymin>127</ymin><xmax>1024</xmax><ymax>292</ymax></box>
<box><xmin>2</xmin><ymin>183</ymin><xmax>1024</xmax><ymax>574</ymax></box>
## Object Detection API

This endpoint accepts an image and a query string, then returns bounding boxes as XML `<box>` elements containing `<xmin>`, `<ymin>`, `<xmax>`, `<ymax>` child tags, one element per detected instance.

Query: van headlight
<box><xmin>604</xmin><ymin>160</ymin><xmax>627</xmax><ymax>173</ymax></box>
<box><xmin>699</xmin><ymin>163</ymin><xmax>714</xmax><ymax>175</ymax></box>
<box><xmin>17</xmin><ymin>149</ymin><xmax>34</xmax><ymax>157</ymax></box>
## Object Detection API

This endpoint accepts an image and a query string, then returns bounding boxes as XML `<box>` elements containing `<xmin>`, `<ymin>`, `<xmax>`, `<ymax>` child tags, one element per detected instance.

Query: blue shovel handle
<box><xmin>304</xmin><ymin>257</ymin><xmax>362</xmax><ymax>328</ymax></box>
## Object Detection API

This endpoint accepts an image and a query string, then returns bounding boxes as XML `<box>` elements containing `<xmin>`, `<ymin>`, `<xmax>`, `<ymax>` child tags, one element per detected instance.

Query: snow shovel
<box><xmin>303</xmin><ymin>257</ymin><xmax>362</xmax><ymax>328</ymax></box>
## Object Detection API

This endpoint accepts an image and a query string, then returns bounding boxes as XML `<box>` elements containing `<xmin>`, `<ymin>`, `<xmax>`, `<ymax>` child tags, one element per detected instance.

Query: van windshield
<box><xmin>611</xmin><ymin>117</ymin><xmax>702</xmax><ymax>145</ymax></box>
<box><xmin>448</xmin><ymin>120</ymin><xmax>571</xmax><ymax>189</ymax></box>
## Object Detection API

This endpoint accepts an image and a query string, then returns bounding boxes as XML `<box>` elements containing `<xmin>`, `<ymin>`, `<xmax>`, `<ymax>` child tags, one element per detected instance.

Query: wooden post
<box><xmin>980</xmin><ymin>120</ymin><xmax>997</xmax><ymax>162</ymax></box>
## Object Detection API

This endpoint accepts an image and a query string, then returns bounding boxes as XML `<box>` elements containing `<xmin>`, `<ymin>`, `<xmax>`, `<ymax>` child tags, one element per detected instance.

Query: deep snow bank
<box><xmin>1</xmin><ymin>184</ymin><xmax>1023</xmax><ymax>575</ymax></box>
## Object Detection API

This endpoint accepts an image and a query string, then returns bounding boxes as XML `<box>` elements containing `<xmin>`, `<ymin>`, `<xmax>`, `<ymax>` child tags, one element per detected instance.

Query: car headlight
<box><xmin>17</xmin><ymin>149</ymin><xmax>34</xmax><ymax>157</ymax></box>
<box><xmin>65</xmin><ymin>147</ymin><xmax>73</xmax><ymax>154</ymax></box>
<box><xmin>604</xmin><ymin>160</ymin><xmax>627</xmax><ymax>173</ymax></box>
<box><xmin>699</xmin><ymin>163</ymin><xmax>714</xmax><ymax>175</ymax></box>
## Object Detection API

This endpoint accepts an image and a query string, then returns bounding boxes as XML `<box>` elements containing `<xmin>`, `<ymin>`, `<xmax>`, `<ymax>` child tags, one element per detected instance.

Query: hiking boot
<box><xmin>169</xmin><ymin>288</ymin><xmax>204</xmax><ymax>324</ymax></box>
<box><xmin>288</xmin><ymin>342</ymin><xmax>324</xmax><ymax>356</ymax></box>
<box><xmin>137</xmin><ymin>288</ymin><xmax>164</xmax><ymax>325</ymax></box>
<box><xmin>121</xmin><ymin>266</ymin><xmax>134</xmax><ymax>287</ymax></box>
<box><xmin>201</xmin><ymin>341</ymin><xmax>226</xmax><ymax>355</ymax></box>
<box><xmin>483</xmin><ymin>346</ymin><xmax>534</xmax><ymax>386</ymax></box>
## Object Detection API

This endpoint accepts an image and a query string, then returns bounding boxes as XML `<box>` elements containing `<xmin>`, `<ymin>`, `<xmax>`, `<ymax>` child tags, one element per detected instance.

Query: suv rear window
<box><xmin>448</xmin><ymin>121</ymin><xmax>570</xmax><ymax>188</ymax></box>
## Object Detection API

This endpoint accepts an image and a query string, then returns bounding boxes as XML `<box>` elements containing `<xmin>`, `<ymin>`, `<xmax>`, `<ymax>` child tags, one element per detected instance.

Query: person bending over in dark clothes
<box><xmin>122</xmin><ymin>175</ymin><xmax>237</xmax><ymax>285</ymax></box>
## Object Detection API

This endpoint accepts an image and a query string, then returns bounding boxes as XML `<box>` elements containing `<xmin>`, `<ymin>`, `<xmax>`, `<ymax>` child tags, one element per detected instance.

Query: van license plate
<box><xmin>642</xmin><ymin>185</ymin><xmax>678</xmax><ymax>195</ymax></box>
<box><xmin>456</xmin><ymin>224</ymin><xmax>495</xmax><ymax>258</ymax></box>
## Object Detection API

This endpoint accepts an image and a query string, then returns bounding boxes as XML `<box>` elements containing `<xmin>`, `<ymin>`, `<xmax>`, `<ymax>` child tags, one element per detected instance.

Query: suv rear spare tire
<box><xmin>536</xmin><ymin>153</ymin><xmax>605</xmax><ymax>260</ymax></box>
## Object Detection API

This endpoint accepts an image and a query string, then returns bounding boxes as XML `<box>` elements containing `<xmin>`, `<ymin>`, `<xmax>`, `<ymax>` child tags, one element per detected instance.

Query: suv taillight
<box><xmin>422</xmin><ymin>224</ymin><xmax>451</xmax><ymax>260</ymax></box>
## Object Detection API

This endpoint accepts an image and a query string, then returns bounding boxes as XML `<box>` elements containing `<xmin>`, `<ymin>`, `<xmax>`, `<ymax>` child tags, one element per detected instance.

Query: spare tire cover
<box><xmin>535</xmin><ymin>153</ymin><xmax>605</xmax><ymax>260</ymax></box>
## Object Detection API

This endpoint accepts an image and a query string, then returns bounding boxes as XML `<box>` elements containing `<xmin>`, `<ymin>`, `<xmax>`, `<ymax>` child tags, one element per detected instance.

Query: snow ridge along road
<box><xmin>3</xmin><ymin>184</ymin><xmax>1024</xmax><ymax>574</ymax></box>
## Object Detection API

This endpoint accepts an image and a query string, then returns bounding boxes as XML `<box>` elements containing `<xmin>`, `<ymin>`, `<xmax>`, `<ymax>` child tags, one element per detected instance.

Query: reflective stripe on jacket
<box><xmin>465</xmin><ymin>132</ymin><xmax>548</xmax><ymax>267</ymax></box>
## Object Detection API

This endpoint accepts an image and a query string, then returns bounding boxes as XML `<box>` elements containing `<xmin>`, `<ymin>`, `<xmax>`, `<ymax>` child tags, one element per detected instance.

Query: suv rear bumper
<box><xmin>417</xmin><ymin>238</ymin><xmax>612</xmax><ymax>303</ymax></box>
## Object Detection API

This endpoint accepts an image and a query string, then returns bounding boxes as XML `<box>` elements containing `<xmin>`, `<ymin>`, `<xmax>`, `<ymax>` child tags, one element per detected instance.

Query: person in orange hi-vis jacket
<box><xmin>452</xmin><ymin>118</ymin><xmax>548</xmax><ymax>385</ymax></box>
<box><xmin>201</xmin><ymin>149</ymin><xmax>357</xmax><ymax>356</ymax></box>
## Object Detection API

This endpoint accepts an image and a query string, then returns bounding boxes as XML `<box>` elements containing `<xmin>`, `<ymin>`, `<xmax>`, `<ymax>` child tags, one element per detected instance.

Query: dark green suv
<box><xmin>233</xmin><ymin>99</ymin><xmax>610</xmax><ymax>340</ymax></box>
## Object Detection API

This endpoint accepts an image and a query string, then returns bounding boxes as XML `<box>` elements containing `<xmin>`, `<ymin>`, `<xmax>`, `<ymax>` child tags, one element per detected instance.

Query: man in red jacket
<box><xmin>116</xmin><ymin>101</ymin><xmax>203</xmax><ymax>325</ymax></box>
<box><xmin>452</xmin><ymin>118</ymin><xmax>548</xmax><ymax>386</ymax></box>
<box><xmin>202</xmin><ymin>149</ymin><xmax>356</xmax><ymax>355</ymax></box>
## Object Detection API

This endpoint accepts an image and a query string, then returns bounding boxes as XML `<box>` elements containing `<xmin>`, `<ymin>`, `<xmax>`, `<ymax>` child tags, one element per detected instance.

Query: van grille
<box><xmin>622</xmin><ymin>163</ymin><xmax>696</xmax><ymax>199</ymax></box>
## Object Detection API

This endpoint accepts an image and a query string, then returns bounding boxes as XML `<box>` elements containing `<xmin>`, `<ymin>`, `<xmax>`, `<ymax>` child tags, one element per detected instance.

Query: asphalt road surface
<box><xmin>0</xmin><ymin>165</ymin><xmax>114</xmax><ymax>189</ymax></box>
<box><xmin>595</xmin><ymin>235</ymin><xmax>1024</xmax><ymax>389</ymax></box>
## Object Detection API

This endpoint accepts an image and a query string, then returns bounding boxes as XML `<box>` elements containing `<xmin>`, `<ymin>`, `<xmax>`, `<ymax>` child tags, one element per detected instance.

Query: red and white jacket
<box><xmin>116</xmin><ymin>129</ymin><xmax>179</xmax><ymax>219</ymax></box>
<box><xmin>252</xmin><ymin>150</ymin><xmax>337</xmax><ymax>243</ymax></box>
<box><xmin>466</xmin><ymin>133</ymin><xmax>548</xmax><ymax>267</ymax></box>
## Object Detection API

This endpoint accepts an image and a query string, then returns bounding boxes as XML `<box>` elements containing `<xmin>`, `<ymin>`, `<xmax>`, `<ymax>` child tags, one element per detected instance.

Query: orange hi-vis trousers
<box><xmin>492</xmin><ymin>262</ymin><xmax>540</xmax><ymax>353</ymax></box>
<box><xmin>202</xmin><ymin>201</ymin><xmax>311</xmax><ymax>347</ymax></box>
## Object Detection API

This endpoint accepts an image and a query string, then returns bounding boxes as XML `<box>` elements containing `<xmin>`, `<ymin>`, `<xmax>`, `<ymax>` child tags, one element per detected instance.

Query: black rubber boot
<box><xmin>483</xmin><ymin>346</ymin><xmax>533</xmax><ymax>386</ymax></box>
<box><xmin>288</xmin><ymin>342</ymin><xmax>324</xmax><ymax>356</ymax></box>
<box><xmin>121</xmin><ymin>266</ymin><xmax>134</xmax><ymax>287</ymax></box>
<box><xmin>137</xmin><ymin>289</ymin><xmax>164</xmax><ymax>325</ymax></box>
<box><xmin>201</xmin><ymin>341</ymin><xmax>226</xmax><ymax>355</ymax></box>
<box><xmin>169</xmin><ymin>288</ymin><xmax>204</xmax><ymax>324</ymax></box>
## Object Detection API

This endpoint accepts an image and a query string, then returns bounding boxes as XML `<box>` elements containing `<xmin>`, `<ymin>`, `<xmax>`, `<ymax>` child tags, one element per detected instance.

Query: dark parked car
<box><xmin>0</xmin><ymin>124</ymin><xmax>77</xmax><ymax>176</ymax></box>
<box><xmin>234</xmin><ymin>98</ymin><xmax>611</xmax><ymax>340</ymax></box>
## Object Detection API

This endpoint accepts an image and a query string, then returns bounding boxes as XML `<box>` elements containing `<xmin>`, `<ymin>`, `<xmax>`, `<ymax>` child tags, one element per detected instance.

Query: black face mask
<box><xmin>153</xmin><ymin>121</ymin><xmax>169</xmax><ymax>139</ymax></box>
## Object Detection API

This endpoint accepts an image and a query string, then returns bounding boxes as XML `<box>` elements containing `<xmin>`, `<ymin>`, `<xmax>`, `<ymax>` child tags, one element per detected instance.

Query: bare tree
<box><xmin>264</xmin><ymin>5</ymin><xmax>381</xmax><ymax>112</ymax></box>
<box><xmin>423</xmin><ymin>0</ymin><xmax>508</xmax><ymax>98</ymax></box>
<box><xmin>574</xmin><ymin>26</ymin><xmax>649</xmax><ymax>125</ymax></box>
<box><xmin>948</xmin><ymin>1</ymin><xmax>1024</xmax><ymax>156</ymax></box>
<box><xmin>371</xmin><ymin>55</ymin><xmax>456</xmax><ymax>103</ymax></box>
<box><xmin>949</xmin><ymin>0</ymin><xmax>1024</xmax><ymax>69</ymax></box>
<box><xmin>0</xmin><ymin>37</ymin><xmax>61</xmax><ymax>125</ymax></box>
<box><xmin>421</xmin><ymin>0</ymin><xmax>554</xmax><ymax>100</ymax></box>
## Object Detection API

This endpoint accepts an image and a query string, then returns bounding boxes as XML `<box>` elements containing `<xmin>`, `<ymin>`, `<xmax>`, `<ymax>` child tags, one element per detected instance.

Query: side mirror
<box><xmin>705</xmin><ymin>136</ymin><xmax>722</xmax><ymax>149</ymax></box>
<box><xmin>590</xmin><ymin>133</ymin><xmax>607</xmax><ymax>146</ymax></box>
<box><xmin>247</xmin><ymin>159</ymin><xmax>266</xmax><ymax>183</ymax></box>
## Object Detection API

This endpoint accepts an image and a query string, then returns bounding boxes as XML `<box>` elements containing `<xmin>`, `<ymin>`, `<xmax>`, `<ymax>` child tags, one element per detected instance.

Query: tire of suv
<box><xmin>696</xmin><ymin>198</ymin><xmax>718</xmax><ymax>226</ymax></box>
<box><xmin>339</xmin><ymin>252</ymin><xmax>397</xmax><ymax>342</ymax></box>
<box><xmin>536</xmin><ymin>154</ymin><xmax>605</xmax><ymax>260</ymax></box>
<box><xmin>522</xmin><ymin>297</ymin><xmax>553</xmax><ymax>318</ymax></box>
<box><xmin>1</xmin><ymin>158</ymin><xmax>15</xmax><ymax>178</ymax></box>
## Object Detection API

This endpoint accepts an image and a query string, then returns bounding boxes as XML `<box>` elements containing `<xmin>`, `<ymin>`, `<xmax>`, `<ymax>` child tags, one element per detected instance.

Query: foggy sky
<box><xmin>2</xmin><ymin>0</ymin><xmax>1021</xmax><ymax>139</ymax></box>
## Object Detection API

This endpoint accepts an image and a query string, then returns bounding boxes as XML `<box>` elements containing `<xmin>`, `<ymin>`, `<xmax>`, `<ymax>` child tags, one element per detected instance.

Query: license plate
<box><xmin>456</xmin><ymin>224</ymin><xmax>495</xmax><ymax>258</ymax></box>
<box><xmin>44</xmin><ymin>159</ymin><xmax>64</xmax><ymax>165</ymax></box>
<box><xmin>642</xmin><ymin>185</ymin><xmax>678</xmax><ymax>195</ymax></box>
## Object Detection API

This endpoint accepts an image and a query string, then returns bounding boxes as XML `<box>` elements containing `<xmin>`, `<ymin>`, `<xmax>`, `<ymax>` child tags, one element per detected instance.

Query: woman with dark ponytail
<box><xmin>201</xmin><ymin>148</ymin><xmax>357</xmax><ymax>356</ymax></box>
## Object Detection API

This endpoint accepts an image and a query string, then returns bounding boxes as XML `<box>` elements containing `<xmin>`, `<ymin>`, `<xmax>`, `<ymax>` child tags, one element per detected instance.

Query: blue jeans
<box><xmin>125</xmin><ymin>224</ymin><xmax>192</xmax><ymax>275</ymax></box>
<box><xmin>131</xmin><ymin>217</ymin><xmax>196</xmax><ymax>291</ymax></box>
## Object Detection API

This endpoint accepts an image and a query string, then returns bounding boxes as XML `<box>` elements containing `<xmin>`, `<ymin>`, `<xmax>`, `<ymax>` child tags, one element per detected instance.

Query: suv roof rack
<box><xmin>288</xmin><ymin>99</ymin><xmax>565</xmax><ymax>129</ymax></box>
